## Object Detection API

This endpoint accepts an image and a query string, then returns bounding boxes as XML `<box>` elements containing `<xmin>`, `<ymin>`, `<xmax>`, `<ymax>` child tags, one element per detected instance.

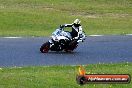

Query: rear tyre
<box><xmin>40</xmin><ymin>42</ymin><xmax>50</xmax><ymax>53</ymax></box>
<box><xmin>64</xmin><ymin>40</ymin><xmax>78</xmax><ymax>52</ymax></box>
<box><xmin>64</xmin><ymin>49</ymin><xmax>72</xmax><ymax>53</ymax></box>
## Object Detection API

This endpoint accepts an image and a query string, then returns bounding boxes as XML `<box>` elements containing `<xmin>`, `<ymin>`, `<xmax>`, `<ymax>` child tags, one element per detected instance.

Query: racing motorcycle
<box><xmin>40</xmin><ymin>27</ymin><xmax>86</xmax><ymax>53</ymax></box>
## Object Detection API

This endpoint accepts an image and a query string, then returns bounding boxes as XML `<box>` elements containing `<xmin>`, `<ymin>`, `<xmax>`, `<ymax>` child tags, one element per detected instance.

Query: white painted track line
<box><xmin>126</xmin><ymin>34</ymin><xmax>132</xmax><ymax>36</ymax></box>
<box><xmin>1</xmin><ymin>34</ymin><xmax>132</xmax><ymax>39</ymax></box>
<box><xmin>3</xmin><ymin>37</ymin><xmax>22</xmax><ymax>38</ymax></box>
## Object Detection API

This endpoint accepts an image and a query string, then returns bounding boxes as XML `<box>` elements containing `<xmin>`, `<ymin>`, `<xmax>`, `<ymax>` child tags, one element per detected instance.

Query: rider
<box><xmin>60</xmin><ymin>19</ymin><xmax>83</xmax><ymax>39</ymax></box>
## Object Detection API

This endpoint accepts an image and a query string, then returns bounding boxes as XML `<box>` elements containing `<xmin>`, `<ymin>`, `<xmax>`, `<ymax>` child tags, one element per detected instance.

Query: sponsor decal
<box><xmin>76</xmin><ymin>65</ymin><xmax>131</xmax><ymax>85</ymax></box>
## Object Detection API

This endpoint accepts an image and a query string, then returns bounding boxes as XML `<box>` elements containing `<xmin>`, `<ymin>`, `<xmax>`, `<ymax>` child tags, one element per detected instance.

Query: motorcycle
<box><xmin>40</xmin><ymin>27</ymin><xmax>86</xmax><ymax>53</ymax></box>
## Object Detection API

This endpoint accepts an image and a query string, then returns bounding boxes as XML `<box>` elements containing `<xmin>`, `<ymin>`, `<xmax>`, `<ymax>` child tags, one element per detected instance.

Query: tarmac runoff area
<box><xmin>0</xmin><ymin>35</ymin><xmax>132</xmax><ymax>67</ymax></box>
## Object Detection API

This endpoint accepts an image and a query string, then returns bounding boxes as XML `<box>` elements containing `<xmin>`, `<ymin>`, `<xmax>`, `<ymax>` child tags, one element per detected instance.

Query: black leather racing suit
<box><xmin>61</xmin><ymin>23</ymin><xmax>82</xmax><ymax>38</ymax></box>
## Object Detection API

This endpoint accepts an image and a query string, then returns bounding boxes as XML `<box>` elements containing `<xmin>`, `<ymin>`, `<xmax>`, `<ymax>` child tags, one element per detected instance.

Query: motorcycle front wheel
<box><xmin>40</xmin><ymin>42</ymin><xmax>50</xmax><ymax>53</ymax></box>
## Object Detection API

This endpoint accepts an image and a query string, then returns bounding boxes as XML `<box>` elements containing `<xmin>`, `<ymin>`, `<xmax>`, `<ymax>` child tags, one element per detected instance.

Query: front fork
<box><xmin>48</xmin><ymin>39</ymin><xmax>54</xmax><ymax>48</ymax></box>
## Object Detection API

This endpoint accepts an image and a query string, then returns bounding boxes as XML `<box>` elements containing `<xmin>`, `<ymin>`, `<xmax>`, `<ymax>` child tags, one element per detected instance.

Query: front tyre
<box><xmin>40</xmin><ymin>42</ymin><xmax>50</xmax><ymax>53</ymax></box>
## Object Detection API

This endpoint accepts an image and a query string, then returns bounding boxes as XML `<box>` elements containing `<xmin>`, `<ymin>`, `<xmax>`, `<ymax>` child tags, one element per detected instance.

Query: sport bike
<box><xmin>40</xmin><ymin>27</ymin><xmax>86</xmax><ymax>53</ymax></box>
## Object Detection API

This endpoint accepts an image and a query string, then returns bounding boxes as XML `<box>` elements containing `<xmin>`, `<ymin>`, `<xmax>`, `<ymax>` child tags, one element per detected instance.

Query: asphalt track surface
<box><xmin>0</xmin><ymin>35</ymin><xmax>132</xmax><ymax>67</ymax></box>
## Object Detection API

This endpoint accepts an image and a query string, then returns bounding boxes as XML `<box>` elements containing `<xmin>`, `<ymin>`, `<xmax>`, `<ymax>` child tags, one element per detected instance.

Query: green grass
<box><xmin>0</xmin><ymin>0</ymin><xmax>132</xmax><ymax>36</ymax></box>
<box><xmin>0</xmin><ymin>62</ymin><xmax>132</xmax><ymax>88</ymax></box>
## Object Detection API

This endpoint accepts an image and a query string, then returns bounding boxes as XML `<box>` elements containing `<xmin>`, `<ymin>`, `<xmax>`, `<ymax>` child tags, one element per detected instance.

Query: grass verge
<box><xmin>0</xmin><ymin>62</ymin><xmax>131</xmax><ymax>88</ymax></box>
<box><xmin>0</xmin><ymin>0</ymin><xmax>132</xmax><ymax>36</ymax></box>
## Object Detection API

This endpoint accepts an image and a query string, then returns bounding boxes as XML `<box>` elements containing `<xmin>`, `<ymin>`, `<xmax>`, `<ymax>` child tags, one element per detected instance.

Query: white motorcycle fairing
<box><xmin>51</xmin><ymin>28</ymin><xmax>72</xmax><ymax>42</ymax></box>
<box><xmin>40</xmin><ymin>27</ymin><xmax>86</xmax><ymax>53</ymax></box>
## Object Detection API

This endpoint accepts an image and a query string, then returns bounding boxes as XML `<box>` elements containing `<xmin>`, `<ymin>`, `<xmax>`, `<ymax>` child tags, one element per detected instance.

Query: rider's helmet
<box><xmin>74</xmin><ymin>19</ymin><xmax>81</xmax><ymax>24</ymax></box>
<box><xmin>73</xmin><ymin>19</ymin><xmax>81</xmax><ymax>27</ymax></box>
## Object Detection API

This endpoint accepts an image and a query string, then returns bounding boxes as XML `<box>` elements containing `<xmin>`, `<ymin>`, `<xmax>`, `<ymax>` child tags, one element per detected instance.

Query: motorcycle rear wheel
<box><xmin>64</xmin><ymin>40</ymin><xmax>78</xmax><ymax>52</ymax></box>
